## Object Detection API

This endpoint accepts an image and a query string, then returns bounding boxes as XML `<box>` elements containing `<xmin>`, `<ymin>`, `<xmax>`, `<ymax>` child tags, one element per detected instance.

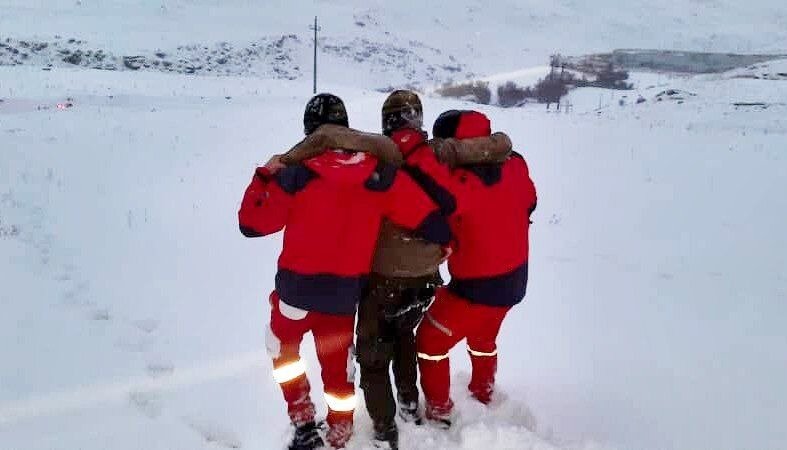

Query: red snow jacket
<box><xmin>391</xmin><ymin>112</ymin><xmax>537</xmax><ymax>307</ymax></box>
<box><xmin>238</xmin><ymin>150</ymin><xmax>450</xmax><ymax>315</ymax></box>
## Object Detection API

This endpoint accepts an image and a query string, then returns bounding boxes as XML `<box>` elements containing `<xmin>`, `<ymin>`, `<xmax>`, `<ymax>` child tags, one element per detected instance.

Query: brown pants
<box><xmin>356</xmin><ymin>273</ymin><xmax>440</xmax><ymax>429</ymax></box>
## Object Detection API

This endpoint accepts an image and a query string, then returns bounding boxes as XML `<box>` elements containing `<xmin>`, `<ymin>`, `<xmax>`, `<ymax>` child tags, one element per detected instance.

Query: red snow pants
<box><xmin>416</xmin><ymin>288</ymin><xmax>511</xmax><ymax>419</ymax></box>
<box><xmin>266</xmin><ymin>292</ymin><xmax>356</xmax><ymax>448</ymax></box>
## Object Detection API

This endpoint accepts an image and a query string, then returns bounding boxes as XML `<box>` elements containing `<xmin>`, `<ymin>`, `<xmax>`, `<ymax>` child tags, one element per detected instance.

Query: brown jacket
<box><xmin>282</xmin><ymin>125</ymin><xmax>512</xmax><ymax>278</ymax></box>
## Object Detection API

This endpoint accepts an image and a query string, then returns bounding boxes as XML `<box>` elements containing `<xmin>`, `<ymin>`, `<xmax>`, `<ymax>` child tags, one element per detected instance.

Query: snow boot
<box><xmin>372</xmin><ymin>422</ymin><xmax>399</xmax><ymax>450</ymax></box>
<box><xmin>288</xmin><ymin>421</ymin><xmax>324</xmax><ymax>450</ymax></box>
<box><xmin>397</xmin><ymin>397</ymin><xmax>423</xmax><ymax>425</ymax></box>
<box><xmin>426</xmin><ymin>415</ymin><xmax>452</xmax><ymax>430</ymax></box>
<box><xmin>325</xmin><ymin>418</ymin><xmax>353</xmax><ymax>449</ymax></box>
<box><xmin>425</xmin><ymin>401</ymin><xmax>453</xmax><ymax>430</ymax></box>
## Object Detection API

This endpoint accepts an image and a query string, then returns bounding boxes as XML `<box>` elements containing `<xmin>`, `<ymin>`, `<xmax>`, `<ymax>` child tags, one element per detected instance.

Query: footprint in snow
<box><xmin>54</xmin><ymin>271</ymin><xmax>72</xmax><ymax>281</ymax></box>
<box><xmin>114</xmin><ymin>334</ymin><xmax>155</xmax><ymax>353</ymax></box>
<box><xmin>89</xmin><ymin>308</ymin><xmax>111</xmax><ymax>321</ymax></box>
<box><xmin>146</xmin><ymin>362</ymin><xmax>175</xmax><ymax>378</ymax></box>
<box><xmin>54</xmin><ymin>263</ymin><xmax>76</xmax><ymax>282</ymax></box>
<box><xmin>61</xmin><ymin>281</ymin><xmax>92</xmax><ymax>307</ymax></box>
<box><xmin>115</xmin><ymin>319</ymin><xmax>160</xmax><ymax>352</ymax></box>
<box><xmin>547</xmin><ymin>255</ymin><xmax>575</xmax><ymax>264</ymax></box>
<box><xmin>129</xmin><ymin>391</ymin><xmax>162</xmax><ymax>419</ymax></box>
<box><xmin>133</xmin><ymin>318</ymin><xmax>160</xmax><ymax>334</ymax></box>
<box><xmin>657</xmin><ymin>272</ymin><xmax>675</xmax><ymax>280</ymax></box>
<box><xmin>184</xmin><ymin>417</ymin><xmax>242</xmax><ymax>448</ymax></box>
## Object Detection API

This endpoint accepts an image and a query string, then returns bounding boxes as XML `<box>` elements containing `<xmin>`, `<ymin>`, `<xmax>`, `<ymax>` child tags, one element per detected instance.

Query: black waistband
<box><xmin>276</xmin><ymin>269</ymin><xmax>368</xmax><ymax>315</ymax></box>
<box><xmin>447</xmin><ymin>262</ymin><xmax>528</xmax><ymax>307</ymax></box>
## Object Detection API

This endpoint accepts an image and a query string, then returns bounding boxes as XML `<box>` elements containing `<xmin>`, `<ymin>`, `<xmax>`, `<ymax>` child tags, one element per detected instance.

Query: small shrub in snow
<box><xmin>436</xmin><ymin>81</ymin><xmax>491</xmax><ymax>104</ymax></box>
<box><xmin>497</xmin><ymin>81</ymin><xmax>533</xmax><ymax>107</ymax></box>
<box><xmin>594</xmin><ymin>62</ymin><xmax>633</xmax><ymax>89</ymax></box>
<box><xmin>533</xmin><ymin>74</ymin><xmax>569</xmax><ymax>105</ymax></box>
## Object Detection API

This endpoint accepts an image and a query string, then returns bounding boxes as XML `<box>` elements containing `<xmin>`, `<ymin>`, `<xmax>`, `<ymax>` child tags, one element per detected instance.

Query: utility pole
<box><xmin>310</xmin><ymin>16</ymin><xmax>320</xmax><ymax>94</ymax></box>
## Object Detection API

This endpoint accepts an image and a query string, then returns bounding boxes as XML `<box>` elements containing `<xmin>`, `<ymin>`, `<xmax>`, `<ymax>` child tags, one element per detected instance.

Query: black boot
<box><xmin>397</xmin><ymin>396</ymin><xmax>423</xmax><ymax>425</ymax></box>
<box><xmin>372</xmin><ymin>422</ymin><xmax>399</xmax><ymax>450</ymax></box>
<box><xmin>288</xmin><ymin>421</ymin><xmax>324</xmax><ymax>450</ymax></box>
<box><xmin>426</xmin><ymin>416</ymin><xmax>452</xmax><ymax>430</ymax></box>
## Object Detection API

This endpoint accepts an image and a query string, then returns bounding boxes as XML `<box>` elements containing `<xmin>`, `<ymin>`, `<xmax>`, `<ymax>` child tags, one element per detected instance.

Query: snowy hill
<box><xmin>3</xmin><ymin>2</ymin><xmax>787</xmax><ymax>450</ymax></box>
<box><xmin>3</xmin><ymin>0</ymin><xmax>787</xmax><ymax>88</ymax></box>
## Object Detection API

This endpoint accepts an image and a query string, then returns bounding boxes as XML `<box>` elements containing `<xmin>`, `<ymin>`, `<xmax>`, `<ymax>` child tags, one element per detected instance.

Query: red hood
<box><xmin>456</xmin><ymin>111</ymin><xmax>491</xmax><ymax>139</ymax></box>
<box><xmin>390</xmin><ymin>128</ymin><xmax>428</xmax><ymax>157</ymax></box>
<box><xmin>303</xmin><ymin>149</ymin><xmax>378</xmax><ymax>184</ymax></box>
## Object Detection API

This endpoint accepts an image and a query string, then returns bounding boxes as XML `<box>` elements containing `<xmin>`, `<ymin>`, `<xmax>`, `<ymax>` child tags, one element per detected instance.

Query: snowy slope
<box><xmin>3</xmin><ymin>62</ymin><xmax>786</xmax><ymax>450</ymax></box>
<box><xmin>3</xmin><ymin>0</ymin><xmax>787</xmax><ymax>88</ymax></box>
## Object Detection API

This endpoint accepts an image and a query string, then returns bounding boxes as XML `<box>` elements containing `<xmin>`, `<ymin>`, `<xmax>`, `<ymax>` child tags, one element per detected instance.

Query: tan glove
<box><xmin>431</xmin><ymin>132</ymin><xmax>513</xmax><ymax>168</ymax></box>
<box><xmin>280</xmin><ymin>124</ymin><xmax>404</xmax><ymax>166</ymax></box>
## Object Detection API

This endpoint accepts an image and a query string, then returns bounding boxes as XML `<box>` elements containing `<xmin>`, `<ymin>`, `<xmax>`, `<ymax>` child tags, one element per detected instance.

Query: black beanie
<box><xmin>432</xmin><ymin>109</ymin><xmax>463</xmax><ymax>139</ymax></box>
<box><xmin>303</xmin><ymin>93</ymin><xmax>349</xmax><ymax>135</ymax></box>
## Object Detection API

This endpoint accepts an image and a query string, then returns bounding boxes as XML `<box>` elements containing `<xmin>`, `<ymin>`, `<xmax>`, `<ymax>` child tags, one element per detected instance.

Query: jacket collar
<box><xmin>390</xmin><ymin>128</ymin><xmax>428</xmax><ymax>158</ymax></box>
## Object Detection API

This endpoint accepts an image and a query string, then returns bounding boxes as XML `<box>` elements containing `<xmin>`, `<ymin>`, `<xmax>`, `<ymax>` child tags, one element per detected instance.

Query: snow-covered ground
<box><xmin>3</xmin><ymin>62</ymin><xmax>786</xmax><ymax>450</ymax></box>
<box><xmin>3</xmin><ymin>2</ymin><xmax>787</xmax><ymax>450</ymax></box>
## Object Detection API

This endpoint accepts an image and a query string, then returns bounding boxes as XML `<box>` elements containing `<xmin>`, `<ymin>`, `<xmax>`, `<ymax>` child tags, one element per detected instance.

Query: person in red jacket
<box><xmin>238</xmin><ymin>93</ymin><xmax>450</xmax><ymax>450</ymax></box>
<box><xmin>398</xmin><ymin>109</ymin><xmax>538</xmax><ymax>428</ymax></box>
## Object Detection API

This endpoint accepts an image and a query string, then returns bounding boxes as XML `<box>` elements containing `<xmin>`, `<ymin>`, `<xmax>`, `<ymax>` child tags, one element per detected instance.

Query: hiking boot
<box><xmin>471</xmin><ymin>391</ymin><xmax>493</xmax><ymax>405</ymax></box>
<box><xmin>325</xmin><ymin>419</ymin><xmax>353</xmax><ymax>449</ymax></box>
<box><xmin>397</xmin><ymin>400</ymin><xmax>423</xmax><ymax>425</ymax></box>
<box><xmin>372</xmin><ymin>422</ymin><xmax>398</xmax><ymax>450</ymax></box>
<box><xmin>288</xmin><ymin>421</ymin><xmax>324</xmax><ymax>450</ymax></box>
<box><xmin>425</xmin><ymin>401</ymin><xmax>453</xmax><ymax>430</ymax></box>
<box><xmin>426</xmin><ymin>416</ymin><xmax>452</xmax><ymax>430</ymax></box>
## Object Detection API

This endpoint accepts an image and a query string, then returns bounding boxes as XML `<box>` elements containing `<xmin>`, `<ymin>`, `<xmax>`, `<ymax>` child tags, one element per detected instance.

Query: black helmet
<box><xmin>303</xmin><ymin>93</ymin><xmax>349</xmax><ymax>135</ymax></box>
<box><xmin>381</xmin><ymin>90</ymin><xmax>423</xmax><ymax>136</ymax></box>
